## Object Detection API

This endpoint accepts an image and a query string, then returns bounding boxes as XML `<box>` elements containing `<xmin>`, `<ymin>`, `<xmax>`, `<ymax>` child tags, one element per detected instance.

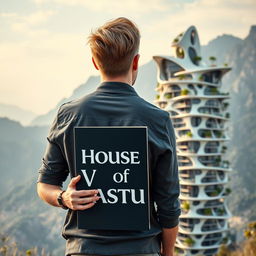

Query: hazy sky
<box><xmin>0</xmin><ymin>0</ymin><xmax>255</xmax><ymax>115</ymax></box>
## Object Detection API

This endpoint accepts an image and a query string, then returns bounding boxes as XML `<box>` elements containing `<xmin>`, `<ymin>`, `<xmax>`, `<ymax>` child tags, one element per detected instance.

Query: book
<box><xmin>74</xmin><ymin>126</ymin><xmax>150</xmax><ymax>230</ymax></box>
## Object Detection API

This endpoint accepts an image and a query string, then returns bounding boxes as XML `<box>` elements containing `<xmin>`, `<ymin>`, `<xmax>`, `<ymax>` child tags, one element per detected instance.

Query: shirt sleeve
<box><xmin>153</xmin><ymin>116</ymin><xmax>181</xmax><ymax>228</ymax></box>
<box><xmin>37</xmin><ymin>110</ymin><xmax>69</xmax><ymax>187</ymax></box>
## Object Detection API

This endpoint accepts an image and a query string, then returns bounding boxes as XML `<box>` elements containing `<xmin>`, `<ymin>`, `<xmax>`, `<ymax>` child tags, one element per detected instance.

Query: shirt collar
<box><xmin>96</xmin><ymin>81</ymin><xmax>138</xmax><ymax>96</ymax></box>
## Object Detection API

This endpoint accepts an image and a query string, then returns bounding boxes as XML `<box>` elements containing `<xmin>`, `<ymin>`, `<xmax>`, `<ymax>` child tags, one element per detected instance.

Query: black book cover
<box><xmin>74</xmin><ymin>126</ymin><xmax>150</xmax><ymax>230</ymax></box>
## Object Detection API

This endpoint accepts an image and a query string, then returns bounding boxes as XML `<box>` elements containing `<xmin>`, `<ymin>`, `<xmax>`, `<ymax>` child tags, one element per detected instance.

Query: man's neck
<box><xmin>100</xmin><ymin>74</ymin><xmax>133</xmax><ymax>86</ymax></box>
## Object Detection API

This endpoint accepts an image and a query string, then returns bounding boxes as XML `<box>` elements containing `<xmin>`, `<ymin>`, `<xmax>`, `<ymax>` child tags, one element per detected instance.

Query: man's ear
<box><xmin>132</xmin><ymin>54</ymin><xmax>140</xmax><ymax>71</ymax></box>
<box><xmin>92</xmin><ymin>57</ymin><xmax>99</xmax><ymax>70</ymax></box>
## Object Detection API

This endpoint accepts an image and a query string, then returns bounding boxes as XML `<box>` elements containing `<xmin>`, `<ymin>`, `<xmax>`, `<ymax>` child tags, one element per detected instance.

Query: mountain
<box><xmin>201</xmin><ymin>34</ymin><xmax>243</xmax><ymax>66</ymax></box>
<box><xmin>0</xmin><ymin>103</ymin><xmax>37</xmax><ymax>126</ymax></box>
<box><xmin>0</xmin><ymin>118</ymin><xmax>49</xmax><ymax>197</ymax></box>
<box><xmin>30</xmin><ymin>61</ymin><xmax>157</xmax><ymax>126</ymax></box>
<box><xmin>0</xmin><ymin>176</ymin><xmax>66</xmax><ymax>256</ymax></box>
<box><xmin>223</xmin><ymin>25</ymin><xmax>256</xmax><ymax>224</ymax></box>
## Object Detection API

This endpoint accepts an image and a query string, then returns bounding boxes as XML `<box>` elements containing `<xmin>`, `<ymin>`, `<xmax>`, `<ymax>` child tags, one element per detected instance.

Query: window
<box><xmin>191</xmin><ymin>30</ymin><xmax>196</xmax><ymax>45</ymax></box>
<box><xmin>192</xmin><ymin>98</ymin><xmax>201</xmax><ymax>104</ymax></box>
<box><xmin>161</xmin><ymin>60</ymin><xmax>184</xmax><ymax>80</ymax></box>
<box><xmin>191</xmin><ymin>117</ymin><xmax>201</xmax><ymax>127</ymax></box>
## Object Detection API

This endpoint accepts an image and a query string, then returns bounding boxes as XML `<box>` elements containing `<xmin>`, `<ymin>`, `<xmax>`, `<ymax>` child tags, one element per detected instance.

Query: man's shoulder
<box><xmin>56</xmin><ymin>92</ymin><xmax>97</xmax><ymax>123</ymax></box>
<box><xmin>134</xmin><ymin>95</ymin><xmax>170</xmax><ymax>123</ymax></box>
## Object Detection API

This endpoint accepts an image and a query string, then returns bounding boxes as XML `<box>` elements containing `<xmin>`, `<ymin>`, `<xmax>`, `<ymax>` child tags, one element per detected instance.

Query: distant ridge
<box><xmin>0</xmin><ymin>103</ymin><xmax>37</xmax><ymax>126</ymax></box>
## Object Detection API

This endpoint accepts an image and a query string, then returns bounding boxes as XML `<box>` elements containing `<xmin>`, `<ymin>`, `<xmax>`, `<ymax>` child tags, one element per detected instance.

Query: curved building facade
<box><xmin>153</xmin><ymin>26</ymin><xmax>232</xmax><ymax>256</ymax></box>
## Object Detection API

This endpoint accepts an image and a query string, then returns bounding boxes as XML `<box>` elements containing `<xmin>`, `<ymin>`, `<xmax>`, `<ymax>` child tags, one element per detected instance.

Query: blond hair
<box><xmin>87</xmin><ymin>17</ymin><xmax>140</xmax><ymax>77</ymax></box>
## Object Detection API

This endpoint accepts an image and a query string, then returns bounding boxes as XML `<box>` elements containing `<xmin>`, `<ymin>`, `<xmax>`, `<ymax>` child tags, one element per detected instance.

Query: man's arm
<box><xmin>37</xmin><ymin>175</ymin><xmax>100</xmax><ymax>210</ymax></box>
<box><xmin>153</xmin><ymin>115</ymin><xmax>181</xmax><ymax>256</ymax></box>
<box><xmin>37</xmin><ymin>109</ymin><xmax>100</xmax><ymax>210</ymax></box>
<box><xmin>161</xmin><ymin>226</ymin><xmax>179</xmax><ymax>256</ymax></box>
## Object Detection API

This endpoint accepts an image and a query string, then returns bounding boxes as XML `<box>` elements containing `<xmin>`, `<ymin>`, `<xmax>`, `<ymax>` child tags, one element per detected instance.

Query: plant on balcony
<box><xmin>210</xmin><ymin>187</ymin><xmax>222</xmax><ymax>196</ymax></box>
<box><xmin>181</xmin><ymin>201</ymin><xmax>190</xmax><ymax>211</ymax></box>
<box><xmin>225</xmin><ymin>112</ymin><xmax>230</xmax><ymax>118</ymax></box>
<box><xmin>193</xmin><ymin>56</ymin><xmax>202</xmax><ymax>62</ymax></box>
<box><xmin>216</xmin><ymin>207</ymin><xmax>225</xmax><ymax>215</ymax></box>
<box><xmin>181</xmin><ymin>88</ymin><xmax>190</xmax><ymax>95</ymax></box>
<box><xmin>216</xmin><ymin>156</ymin><xmax>221</xmax><ymax>163</ymax></box>
<box><xmin>187</xmin><ymin>131</ymin><xmax>193</xmax><ymax>137</ymax></box>
<box><xmin>210</xmin><ymin>87</ymin><xmax>219</xmax><ymax>94</ymax></box>
<box><xmin>214</xmin><ymin>130</ymin><xmax>223</xmax><ymax>138</ymax></box>
<box><xmin>156</xmin><ymin>94</ymin><xmax>160</xmax><ymax>100</ymax></box>
<box><xmin>223</xmin><ymin>63</ymin><xmax>229</xmax><ymax>67</ymax></box>
<box><xmin>198</xmin><ymin>74</ymin><xmax>204</xmax><ymax>81</ymax></box>
<box><xmin>203</xmin><ymin>208</ymin><xmax>212</xmax><ymax>215</ymax></box>
<box><xmin>174</xmin><ymin>247</ymin><xmax>179</xmax><ymax>254</ymax></box>
<box><xmin>176</xmin><ymin>47</ymin><xmax>185</xmax><ymax>58</ymax></box>
<box><xmin>178</xmin><ymin>74</ymin><xmax>186</xmax><ymax>80</ymax></box>
<box><xmin>221</xmin><ymin>236</ymin><xmax>229</xmax><ymax>244</ymax></box>
<box><xmin>222</xmin><ymin>160</ymin><xmax>230</xmax><ymax>168</ymax></box>
<box><xmin>209</xmin><ymin>56</ymin><xmax>217</xmax><ymax>66</ymax></box>
<box><xmin>204</xmin><ymin>130</ymin><xmax>212</xmax><ymax>138</ymax></box>
<box><xmin>173</xmin><ymin>38</ymin><xmax>179</xmax><ymax>43</ymax></box>
<box><xmin>222</xmin><ymin>145</ymin><xmax>227</xmax><ymax>151</ymax></box>
<box><xmin>223</xmin><ymin>102</ymin><xmax>229</xmax><ymax>109</ymax></box>
<box><xmin>221</xmin><ymin>148</ymin><xmax>226</xmax><ymax>154</ymax></box>
<box><xmin>165</xmin><ymin>93</ymin><xmax>172</xmax><ymax>99</ymax></box>
<box><xmin>216</xmin><ymin>186</ymin><xmax>223</xmax><ymax>193</ymax></box>
<box><xmin>184</xmin><ymin>237</ymin><xmax>195</xmax><ymax>246</ymax></box>
<box><xmin>225</xmin><ymin>187</ymin><xmax>232</xmax><ymax>195</ymax></box>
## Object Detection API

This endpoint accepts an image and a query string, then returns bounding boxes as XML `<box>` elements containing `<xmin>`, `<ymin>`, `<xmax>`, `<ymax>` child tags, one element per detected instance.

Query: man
<box><xmin>37</xmin><ymin>17</ymin><xmax>181</xmax><ymax>256</ymax></box>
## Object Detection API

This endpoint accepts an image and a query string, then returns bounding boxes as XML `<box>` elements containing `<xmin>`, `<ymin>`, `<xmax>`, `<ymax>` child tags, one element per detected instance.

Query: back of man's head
<box><xmin>87</xmin><ymin>17</ymin><xmax>140</xmax><ymax>77</ymax></box>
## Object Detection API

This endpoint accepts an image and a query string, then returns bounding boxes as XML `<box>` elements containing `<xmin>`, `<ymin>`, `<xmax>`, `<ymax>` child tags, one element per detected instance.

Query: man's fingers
<box><xmin>75</xmin><ymin>196</ymin><xmax>100</xmax><ymax>204</ymax></box>
<box><xmin>75</xmin><ymin>202</ymin><xmax>96</xmax><ymax>210</ymax></box>
<box><xmin>73</xmin><ymin>189</ymin><xmax>99</xmax><ymax>197</ymax></box>
<box><xmin>68</xmin><ymin>175</ymin><xmax>81</xmax><ymax>188</ymax></box>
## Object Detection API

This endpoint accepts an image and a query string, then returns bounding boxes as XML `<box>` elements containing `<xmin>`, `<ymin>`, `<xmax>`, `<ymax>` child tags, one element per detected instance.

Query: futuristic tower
<box><xmin>153</xmin><ymin>26</ymin><xmax>232</xmax><ymax>256</ymax></box>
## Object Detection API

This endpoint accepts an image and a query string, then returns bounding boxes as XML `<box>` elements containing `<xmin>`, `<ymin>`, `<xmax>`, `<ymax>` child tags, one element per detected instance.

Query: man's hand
<box><xmin>62</xmin><ymin>175</ymin><xmax>100</xmax><ymax>210</ymax></box>
<box><xmin>37</xmin><ymin>175</ymin><xmax>100</xmax><ymax>210</ymax></box>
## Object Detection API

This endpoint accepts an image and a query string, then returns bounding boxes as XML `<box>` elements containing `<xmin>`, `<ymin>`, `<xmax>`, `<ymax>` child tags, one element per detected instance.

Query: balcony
<box><xmin>205</xmin><ymin>185</ymin><xmax>223</xmax><ymax>197</ymax></box>
<box><xmin>197</xmin><ymin>208</ymin><xmax>214</xmax><ymax>216</ymax></box>
<box><xmin>201</xmin><ymin>220</ymin><xmax>219</xmax><ymax>232</ymax></box>
<box><xmin>204</xmin><ymin>147</ymin><xmax>218</xmax><ymax>153</ymax></box>
<box><xmin>213</xmin><ymin>207</ymin><xmax>227</xmax><ymax>216</ymax></box>
<box><xmin>180</xmin><ymin>185</ymin><xmax>199</xmax><ymax>197</ymax></box>
<box><xmin>204</xmin><ymin>199</ymin><xmax>224</xmax><ymax>208</ymax></box>
<box><xmin>201</xmin><ymin>232</ymin><xmax>222</xmax><ymax>246</ymax></box>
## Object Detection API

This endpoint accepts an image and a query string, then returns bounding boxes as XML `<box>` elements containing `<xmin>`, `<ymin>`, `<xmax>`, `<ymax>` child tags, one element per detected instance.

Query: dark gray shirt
<box><xmin>37</xmin><ymin>81</ymin><xmax>181</xmax><ymax>256</ymax></box>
